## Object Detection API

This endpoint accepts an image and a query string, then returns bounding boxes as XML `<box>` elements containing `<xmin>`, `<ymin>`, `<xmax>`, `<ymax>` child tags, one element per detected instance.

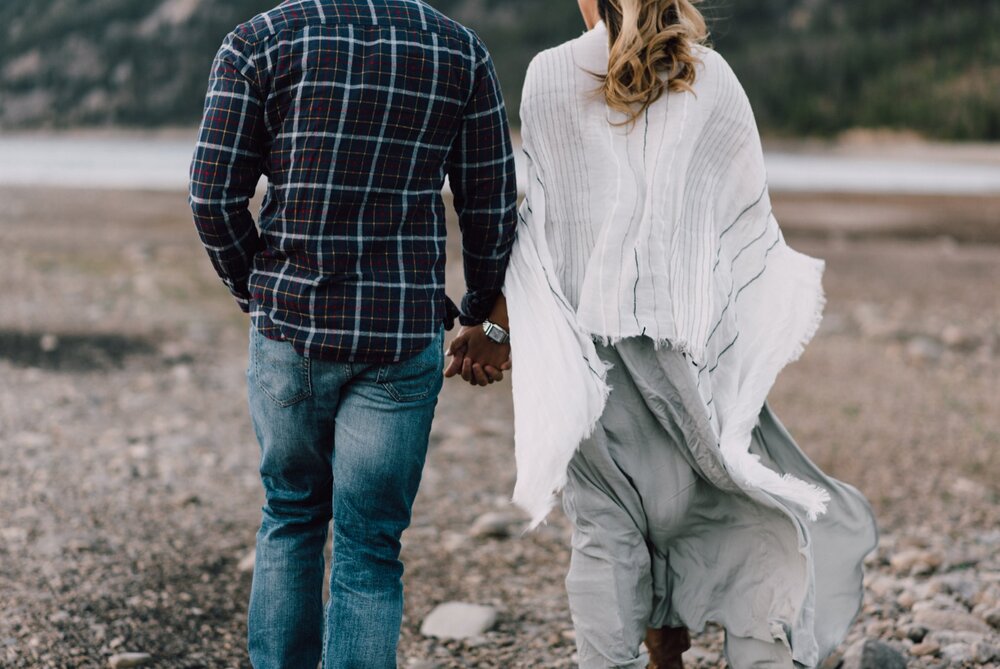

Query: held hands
<box><xmin>444</xmin><ymin>324</ymin><xmax>512</xmax><ymax>386</ymax></box>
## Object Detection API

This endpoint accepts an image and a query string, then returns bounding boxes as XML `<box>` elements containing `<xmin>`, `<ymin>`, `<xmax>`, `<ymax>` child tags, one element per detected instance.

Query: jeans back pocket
<box><xmin>376</xmin><ymin>331</ymin><xmax>444</xmax><ymax>403</ymax></box>
<box><xmin>252</xmin><ymin>329</ymin><xmax>313</xmax><ymax>407</ymax></box>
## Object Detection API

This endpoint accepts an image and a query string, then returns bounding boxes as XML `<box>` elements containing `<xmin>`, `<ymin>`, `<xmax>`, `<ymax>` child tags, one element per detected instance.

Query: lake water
<box><xmin>2</xmin><ymin>134</ymin><xmax>1000</xmax><ymax>196</ymax></box>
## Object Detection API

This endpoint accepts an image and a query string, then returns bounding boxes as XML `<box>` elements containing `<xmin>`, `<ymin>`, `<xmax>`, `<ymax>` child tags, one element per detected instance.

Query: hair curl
<box><xmin>597</xmin><ymin>0</ymin><xmax>708</xmax><ymax>125</ymax></box>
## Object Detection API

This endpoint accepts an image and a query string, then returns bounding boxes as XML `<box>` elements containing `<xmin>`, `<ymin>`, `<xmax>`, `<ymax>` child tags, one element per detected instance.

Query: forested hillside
<box><xmin>1</xmin><ymin>0</ymin><xmax>997</xmax><ymax>139</ymax></box>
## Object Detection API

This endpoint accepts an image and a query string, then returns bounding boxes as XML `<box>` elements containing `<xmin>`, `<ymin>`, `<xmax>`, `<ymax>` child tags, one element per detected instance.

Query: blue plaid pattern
<box><xmin>190</xmin><ymin>0</ymin><xmax>517</xmax><ymax>363</ymax></box>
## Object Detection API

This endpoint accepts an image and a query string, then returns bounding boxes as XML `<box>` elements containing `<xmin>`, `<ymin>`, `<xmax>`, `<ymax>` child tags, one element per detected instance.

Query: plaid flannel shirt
<box><xmin>190</xmin><ymin>0</ymin><xmax>517</xmax><ymax>363</ymax></box>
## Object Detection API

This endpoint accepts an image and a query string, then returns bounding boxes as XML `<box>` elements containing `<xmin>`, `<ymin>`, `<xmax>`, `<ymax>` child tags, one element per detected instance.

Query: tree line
<box><xmin>1</xmin><ymin>0</ymin><xmax>996</xmax><ymax>139</ymax></box>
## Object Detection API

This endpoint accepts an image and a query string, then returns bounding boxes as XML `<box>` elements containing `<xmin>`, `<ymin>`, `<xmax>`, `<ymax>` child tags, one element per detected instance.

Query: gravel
<box><xmin>1</xmin><ymin>185</ymin><xmax>999</xmax><ymax>668</ymax></box>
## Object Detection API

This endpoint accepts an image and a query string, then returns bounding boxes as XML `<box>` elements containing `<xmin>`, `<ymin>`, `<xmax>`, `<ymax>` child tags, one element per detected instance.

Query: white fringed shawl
<box><xmin>505</xmin><ymin>25</ymin><xmax>831</xmax><ymax>529</ymax></box>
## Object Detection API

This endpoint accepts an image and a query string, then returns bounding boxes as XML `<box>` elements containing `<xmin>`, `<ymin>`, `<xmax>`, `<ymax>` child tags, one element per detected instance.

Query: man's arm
<box><xmin>189</xmin><ymin>31</ymin><xmax>267</xmax><ymax>313</ymax></box>
<box><xmin>446</xmin><ymin>39</ymin><xmax>519</xmax><ymax>326</ymax></box>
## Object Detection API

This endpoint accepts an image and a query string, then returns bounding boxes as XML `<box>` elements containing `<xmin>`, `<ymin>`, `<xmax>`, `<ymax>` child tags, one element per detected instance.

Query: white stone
<box><xmin>682</xmin><ymin>645</ymin><xmax>719</xmax><ymax>662</ymax></box>
<box><xmin>420</xmin><ymin>602</ymin><xmax>498</xmax><ymax>640</ymax></box>
<box><xmin>108</xmin><ymin>653</ymin><xmax>153</xmax><ymax>668</ymax></box>
<box><xmin>470</xmin><ymin>511</ymin><xmax>523</xmax><ymax>539</ymax></box>
<box><xmin>39</xmin><ymin>334</ymin><xmax>59</xmax><ymax>352</ymax></box>
<box><xmin>940</xmin><ymin>642</ymin><xmax>973</xmax><ymax>664</ymax></box>
<box><xmin>440</xmin><ymin>531</ymin><xmax>467</xmax><ymax>553</ymax></box>
<box><xmin>237</xmin><ymin>549</ymin><xmax>255</xmax><ymax>573</ymax></box>
<box><xmin>0</xmin><ymin>527</ymin><xmax>28</xmax><ymax>544</ymax></box>
<box><xmin>12</xmin><ymin>432</ymin><xmax>52</xmax><ymax>448</ymax></box>
<box><xmin>950</xmin><ymin>477</ymin><xmax>990</xmax><ymax>500</ymax></box>
<box><xmin>904</xmin><ymin>336</ymin><xmax>944</xmax><ymax>364</ymax></box>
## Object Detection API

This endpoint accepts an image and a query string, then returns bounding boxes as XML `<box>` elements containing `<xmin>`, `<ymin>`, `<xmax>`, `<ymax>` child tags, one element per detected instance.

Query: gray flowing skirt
<box><xmin>561</xmin><ymin>338</ymin><xmax>878</xmax><ymax>669</ymax></box>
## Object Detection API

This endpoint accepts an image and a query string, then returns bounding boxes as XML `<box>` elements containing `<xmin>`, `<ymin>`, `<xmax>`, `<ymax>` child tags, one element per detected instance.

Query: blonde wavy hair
<box><xmin>597</xmin><ymin>0</ymin><xmax>708</xmax><ymax>124</ymax></box>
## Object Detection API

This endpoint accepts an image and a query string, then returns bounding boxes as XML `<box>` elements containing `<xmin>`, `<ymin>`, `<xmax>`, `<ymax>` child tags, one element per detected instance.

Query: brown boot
<box><xmin>645</xmin><ymin>626</ymin><xmax>690</xmax><ymax>669</ymax></box>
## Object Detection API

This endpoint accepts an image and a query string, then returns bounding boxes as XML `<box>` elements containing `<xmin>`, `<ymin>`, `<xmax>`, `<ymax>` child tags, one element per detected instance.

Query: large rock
<box><xmin>840</xmin><ymin>638</ymin><xmax>906</xmax><ymax>669</ymax></box>
<box><xmin>420</xmin><ymin>602</ymin><xmax>498</xmax><ymax>640</ymax></box>
<box><xmin>915</xmin><ymin>609</ymin><xmax>992</xmax><ymax>634</ymax></box>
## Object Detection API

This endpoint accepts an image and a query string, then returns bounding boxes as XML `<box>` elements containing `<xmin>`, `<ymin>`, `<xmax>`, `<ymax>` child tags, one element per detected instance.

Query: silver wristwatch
<box><xmin>482</xmin><ymin>319</ymin><xmax>510</xmax><ymax>344</ymax></box>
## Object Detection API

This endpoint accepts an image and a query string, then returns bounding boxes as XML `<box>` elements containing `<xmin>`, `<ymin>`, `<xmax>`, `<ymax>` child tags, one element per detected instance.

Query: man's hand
<box><xmin>445</xmin><ymin>325</ymin><xmax>512</xmax><ymax>386</ymax></box>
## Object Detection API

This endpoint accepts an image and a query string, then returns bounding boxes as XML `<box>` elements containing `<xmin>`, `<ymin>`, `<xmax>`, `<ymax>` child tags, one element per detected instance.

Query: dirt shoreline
<box><xmin>2</xmin><ymin>186</ymin><xmax>999</xmax><ymax>668</ymax></box>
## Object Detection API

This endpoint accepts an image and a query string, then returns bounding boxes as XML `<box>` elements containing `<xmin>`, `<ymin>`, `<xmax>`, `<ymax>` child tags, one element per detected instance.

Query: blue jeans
<box><xmin>245</xmin><ymin>325</ymin><xmax>444</xmax><ymax>669</ymax></box>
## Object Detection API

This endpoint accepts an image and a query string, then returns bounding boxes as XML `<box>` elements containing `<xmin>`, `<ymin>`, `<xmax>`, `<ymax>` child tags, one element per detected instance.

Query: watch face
<box><xmin>483</xmin><ymin>321</ymin><xmax>508</xmax><ymax>344</ymax></box>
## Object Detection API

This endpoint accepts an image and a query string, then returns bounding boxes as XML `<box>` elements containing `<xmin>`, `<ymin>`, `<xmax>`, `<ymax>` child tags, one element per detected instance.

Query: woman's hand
<box><xmin>445</xmin><ymin>325</ymin><xmax>512</xmax><ymax>386</ymax></box>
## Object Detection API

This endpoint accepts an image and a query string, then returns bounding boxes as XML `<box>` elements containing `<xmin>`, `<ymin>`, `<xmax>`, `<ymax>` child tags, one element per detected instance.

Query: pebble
<box><xmin>0</xmin><ymin>527</ymin><xmax>28</xmax><ymax>544</ymax></box>
<box><xmin>984</xmin><ymin>607</ymin><xmax>1000</xmax><ymax>629</ymax></box>
<box><xmin>236</xmin><ymin>549</ymin><xmax>255</xmax><ymax>573</ymax></box>
<box><xmin>108</xmin><ymin>652</ymin><xmax>153</xmax><ymax>668</ymax></box>
<box><xmin>974</xmin><ymin>640</ymin><xmax>1000</xmax><ymax>662</ymax></box>
<box><xmin>909</xmin><ymin>641</ymin><xmax>940</xmax><ymax>657</ymax></box>
<box><xmin>941</xmin><ymin>325</ymin><xmax>979</xmax><ymax>351</ymax></box>
<box><xmin>440</xmin><ymin>531</ymin><xmax>467</xmax><ymax>553</ymax></box>
<box><xmin>39</xmin><ymin>334</ymin><xmax>59</xmax><ymax>352</ymax></box>
<box><xmin>889</xmin><ymin>548</ymin><xmax>943</xmax><ymax>576</ymax></box>
<box><xmin>865</xmin><ymin>574</ymin><xmax>898</xmax><ymax>598</ymax></box>
<box><xmin>469</xmin><ymin>511</ymin><xmax>524</xmax><ymax>539</ymax></box>
<box><xmin>840</xmin><ymin>638</ymin><xmax>907</xmax><ymax>669</ymax></box>
<box><xmin>935</xmin><ymin>572</ymin><xmax>983</xmax><ymax>604</ymax></box>
<box><xmin>940</xmin><ymin>642</ymin><xmax>973</xmax><ymax>664</ymax></box>
<box><xmin>949</xmin><ymin>477</ymin><xmax>991</xmax><ymax>501</ymax></box>
<box><xmin>904</xmin><ymin>335</ymin><xmax>944</xmax><ymax>364</ymax></box>
<box><xmin>681</xmin><ymin>645</ymin><xmax>719</xmax><ymax>662</ymax></box>
<box><xmin>906</xmin><ymin>624</ymin><xmax>929</xmax><ymax>642</ymax></box>
<box><xmin>420</xmin><ymin>602</ymin><xmax>498</xmax><ymax>640</ymax></box>
<box><xmin>915</xmin><ymin>609</ymin><xmax>992</xmax><ymax>634</ymax></box>
<box><xmin>819</xmin><ymin>649</ymin><xmax>843</xmax><ymax>669</ymax></box>
<box><xmin>48</xmin><ymin>611</ymin><xmax>71</xmax><ymax>624</ymax></box>
<box><xmin>12</xmin><ymin>431</ymin><xmax>52</xmax><ymax>448</ymax></box>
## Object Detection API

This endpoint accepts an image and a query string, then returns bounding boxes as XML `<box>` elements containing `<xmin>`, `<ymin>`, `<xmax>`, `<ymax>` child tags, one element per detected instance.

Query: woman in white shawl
<box><xmin>447</xmin><ymin>1</ymin><xmax>878</xmax><ymax>667</ymax></box>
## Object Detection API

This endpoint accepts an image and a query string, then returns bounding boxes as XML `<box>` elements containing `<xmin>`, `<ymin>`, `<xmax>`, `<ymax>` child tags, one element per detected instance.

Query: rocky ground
<box><xmin>1</xmin><ymin>185</ymin><xmax>999</xmax><ymax>668</ymax></box>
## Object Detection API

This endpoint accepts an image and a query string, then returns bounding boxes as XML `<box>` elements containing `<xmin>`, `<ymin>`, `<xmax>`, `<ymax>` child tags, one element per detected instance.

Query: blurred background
<box><xmin>2</xmin><ymin>0</ymin><xmax>999</xmax><ymax>138</ymax></box>
<box><xmin>1</xmin><ymin>1</ymin><xmax>999</xmax><ymax>668</ymax></box>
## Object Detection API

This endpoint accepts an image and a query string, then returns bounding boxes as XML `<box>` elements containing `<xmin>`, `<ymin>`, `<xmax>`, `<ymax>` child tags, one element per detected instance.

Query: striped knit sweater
<box><xmin>504</xmin><ymin>22</ymin><xmax>831</xmax><ymax>533</ymax></box>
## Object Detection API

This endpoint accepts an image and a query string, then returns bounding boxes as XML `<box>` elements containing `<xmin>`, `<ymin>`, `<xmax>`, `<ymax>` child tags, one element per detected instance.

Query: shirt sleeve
<box><xmin>189</xmin><ymin>31</ymin><xmax>267</xmax><ymax>313</ymax></box>
<box><xmin>446</xmin><ymin>38</ymin><xmax>519</xmax><ymax>326</ymax></box>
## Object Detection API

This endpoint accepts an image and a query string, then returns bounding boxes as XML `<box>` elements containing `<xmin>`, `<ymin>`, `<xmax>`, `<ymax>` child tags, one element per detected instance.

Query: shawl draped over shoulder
<box><xmin>504</xmin><ymin>27</ymin><xmax>831</xmax><ymax>529</ymax></box>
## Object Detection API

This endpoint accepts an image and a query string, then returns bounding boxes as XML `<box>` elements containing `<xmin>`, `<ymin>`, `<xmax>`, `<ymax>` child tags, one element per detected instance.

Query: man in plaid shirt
<box><xmin>189</xmin><ymin>1</ymin><xmax>517</xmax><ymax>666</ymax></box>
